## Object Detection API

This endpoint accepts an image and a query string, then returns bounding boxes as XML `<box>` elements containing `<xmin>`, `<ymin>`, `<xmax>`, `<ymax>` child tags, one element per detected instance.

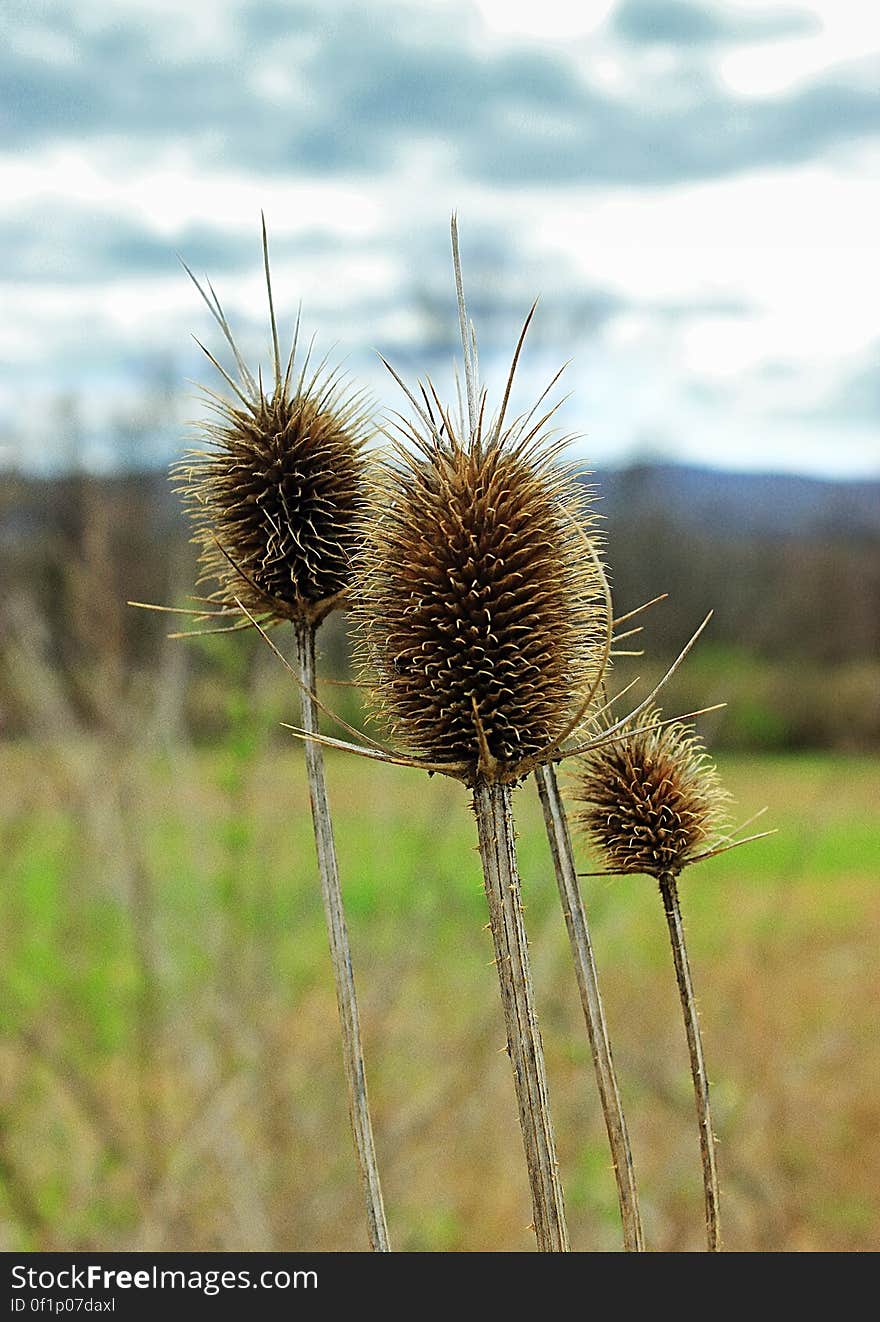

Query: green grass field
<box><xmin>1</xmin><ymin>742</ymin><xmax>878</xmax><ymax>1251</ymax></box>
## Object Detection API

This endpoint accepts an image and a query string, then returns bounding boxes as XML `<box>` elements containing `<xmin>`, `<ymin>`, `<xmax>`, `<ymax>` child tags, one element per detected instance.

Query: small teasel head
<box><xmin>354</xmin><ymin>375</ymin><xmax>609</xmax><ymax>785</ymax></box>
<box><xmin>174</xmin><ymin>220</ymin><xmax>372</xmax><ymax>628</ymax></box>
<box><xmin>572</xmin><ymin>708</ymin><xmax>730</xmax><ymax>878</ymax></box>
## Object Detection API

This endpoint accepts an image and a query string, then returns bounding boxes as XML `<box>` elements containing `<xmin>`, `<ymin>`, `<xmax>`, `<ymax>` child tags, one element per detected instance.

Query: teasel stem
<box><xmin>657</xmin><ymin>870</ymin><xmax>721</xmax><ymax>1252</ymax></box>
<box><xmin>473</xmin><ymin>778</ymin><xmax>569</xmax><ymax>1252</ymax></box>
<box><xmin>534</xmin><ymin>762</ymin><xmax>644</xmax><ymax>1252</ymax></box>
<box><xmin>294</xmin><ymin>618</ymin><xmax>390</xmax><ymax>1253</ymax></box>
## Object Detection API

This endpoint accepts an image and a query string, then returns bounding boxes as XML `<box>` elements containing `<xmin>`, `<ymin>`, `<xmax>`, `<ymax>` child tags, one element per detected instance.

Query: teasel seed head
<box><xmin>572</xmin><ymin>708</ymin><xmax>730</xmax><ymax>878</ymax></box>
<box><xmin>354</xmin><ymin>379</ymin><xmax>609</xmax><ymax>785</ymax></box>
<box><xmin>173</xmin><ymin>222</ymin><xmax>372</xmax><ymax>628</ymax></box>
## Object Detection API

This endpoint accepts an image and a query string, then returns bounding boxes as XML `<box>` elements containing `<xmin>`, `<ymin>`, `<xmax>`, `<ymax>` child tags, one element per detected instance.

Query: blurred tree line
<box><xmin>1</xmin><ymin>459</ymin><xmax>878</xmax><ymax>750</ymax></box>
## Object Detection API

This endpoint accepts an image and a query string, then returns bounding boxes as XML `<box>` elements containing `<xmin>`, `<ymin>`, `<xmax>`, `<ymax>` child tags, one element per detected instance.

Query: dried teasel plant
<box><xmin>367</xmin><ymin>241</ymin><xmax>643</xmax><ymax>1246</ymax></box>
<box><xmin>571</xmin><ymin>707</ymin><xmax>773</xmax><ymax>1251</ymax></box>
<box><xmin>301</xmin><ymin>215</ymin><xmax>629</xmax><ymax>1250</ymax></box>
<box><xmin>350</xmin><ymin>224</ymin><xmax>613</xmax><ymax>1250</ymax></box>
<box><xmin>137</xmin><ymin>218</ymin><xmax>389</xmax><ymax>1251</ymax></box>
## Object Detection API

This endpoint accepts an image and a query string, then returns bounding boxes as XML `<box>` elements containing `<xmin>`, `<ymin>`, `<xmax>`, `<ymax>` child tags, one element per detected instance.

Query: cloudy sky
<box><xmin>2</xmin><ymin>0</ymin><xmax>879</xmax><ymax>477</ymax></box>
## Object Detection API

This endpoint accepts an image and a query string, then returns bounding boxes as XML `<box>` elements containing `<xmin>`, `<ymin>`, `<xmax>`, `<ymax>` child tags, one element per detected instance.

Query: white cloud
<box><xmin>1</xmin><ymin>0</ymin><xmax>879</xmax><ymax>478</ymax></box>
<box><xmin>472</xmin><ymin>0</ymin><xmax>616</xmax><ymax>42</ymax></box>
<box><xmin>720</xmin><ymin>0</ymin><xmax>880</xmax><ymax>94</ymax></box>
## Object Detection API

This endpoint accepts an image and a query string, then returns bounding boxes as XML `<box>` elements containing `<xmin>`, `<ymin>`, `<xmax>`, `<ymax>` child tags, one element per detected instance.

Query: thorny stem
<box><xmin>658</xmin><ymin>871</ymin><xmax>721</xmax><ymax>1252</ymax></box>
<box><xmin>534</xmin><ymin>763</ymin><xmax>645</xmax><ymax>1252</ymax></box>
<box><xmin>295</xmin><ymin>620</ymin><xmax>390</xmax><ymax>1252</ymax></box>
<box><xmin>473</xmin><ymin>778</ymin><xmax>569</xmax><ymax>1251</ymax></box>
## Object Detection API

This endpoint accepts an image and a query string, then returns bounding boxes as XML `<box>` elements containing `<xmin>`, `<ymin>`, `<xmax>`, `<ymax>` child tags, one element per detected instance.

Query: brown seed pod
<box><xmin>571</xmin><ymin>708</ymin><xmax>730</xmax><ymax>877</ymax></box>
<box><xmin>354</xmin><ymin>380</ymin><xmax>608</xmax><ymax>784</ymax></box>
<box><xmin>173</xmin><ymin>230</ymin><xmax>372</xmax><ymax>628</ymax></box>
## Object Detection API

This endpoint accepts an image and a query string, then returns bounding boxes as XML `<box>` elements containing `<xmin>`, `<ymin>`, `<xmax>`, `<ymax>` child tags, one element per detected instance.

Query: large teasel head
<box><xmin>572</xmin><ymin>708</ymin><xmax>730</xmax><ymax>879</ymax></box>
<box><xmin>353</xmin><ymin>226</ymin><xmax>610</xmax><ymax>786</ymax></box>
<box><xmin>173</xmin><ymin>218</ymin><xmax>371</xmax><ymax>628</ymax></box>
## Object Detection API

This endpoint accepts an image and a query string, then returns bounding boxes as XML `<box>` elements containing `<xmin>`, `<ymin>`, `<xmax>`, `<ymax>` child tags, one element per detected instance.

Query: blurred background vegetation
<box><xmin>1</xmin><ymin>438</ymin><xmax>878</xmax><ymax>1251</ymax></box>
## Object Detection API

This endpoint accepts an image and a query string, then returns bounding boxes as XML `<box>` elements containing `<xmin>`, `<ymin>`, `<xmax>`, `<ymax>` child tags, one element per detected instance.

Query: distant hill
<box><xmin>594</xmin><ymin>464</ymin><xmax>880</xmax><ymax>540</ymax></box>
<box><xmin>3</xmin><ymin>462</ymin><xmax>878</xmax><ymax>546</ymax></box>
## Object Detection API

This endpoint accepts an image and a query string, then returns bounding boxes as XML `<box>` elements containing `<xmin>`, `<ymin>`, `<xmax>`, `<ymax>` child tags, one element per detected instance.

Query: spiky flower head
<box><xmin>354</xmin><ymin>354</ymin><xmax>608</xmax><ymax>785</ymax></box>
<box><xmin>572</xmin><ymin>709</ymin><xmax>730</xmax><ymax>878</ymax></box>
<box><xmin>174</xmin><ymin>223</ymin><xmax>372</xmax><ymax>628</ymax></box>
